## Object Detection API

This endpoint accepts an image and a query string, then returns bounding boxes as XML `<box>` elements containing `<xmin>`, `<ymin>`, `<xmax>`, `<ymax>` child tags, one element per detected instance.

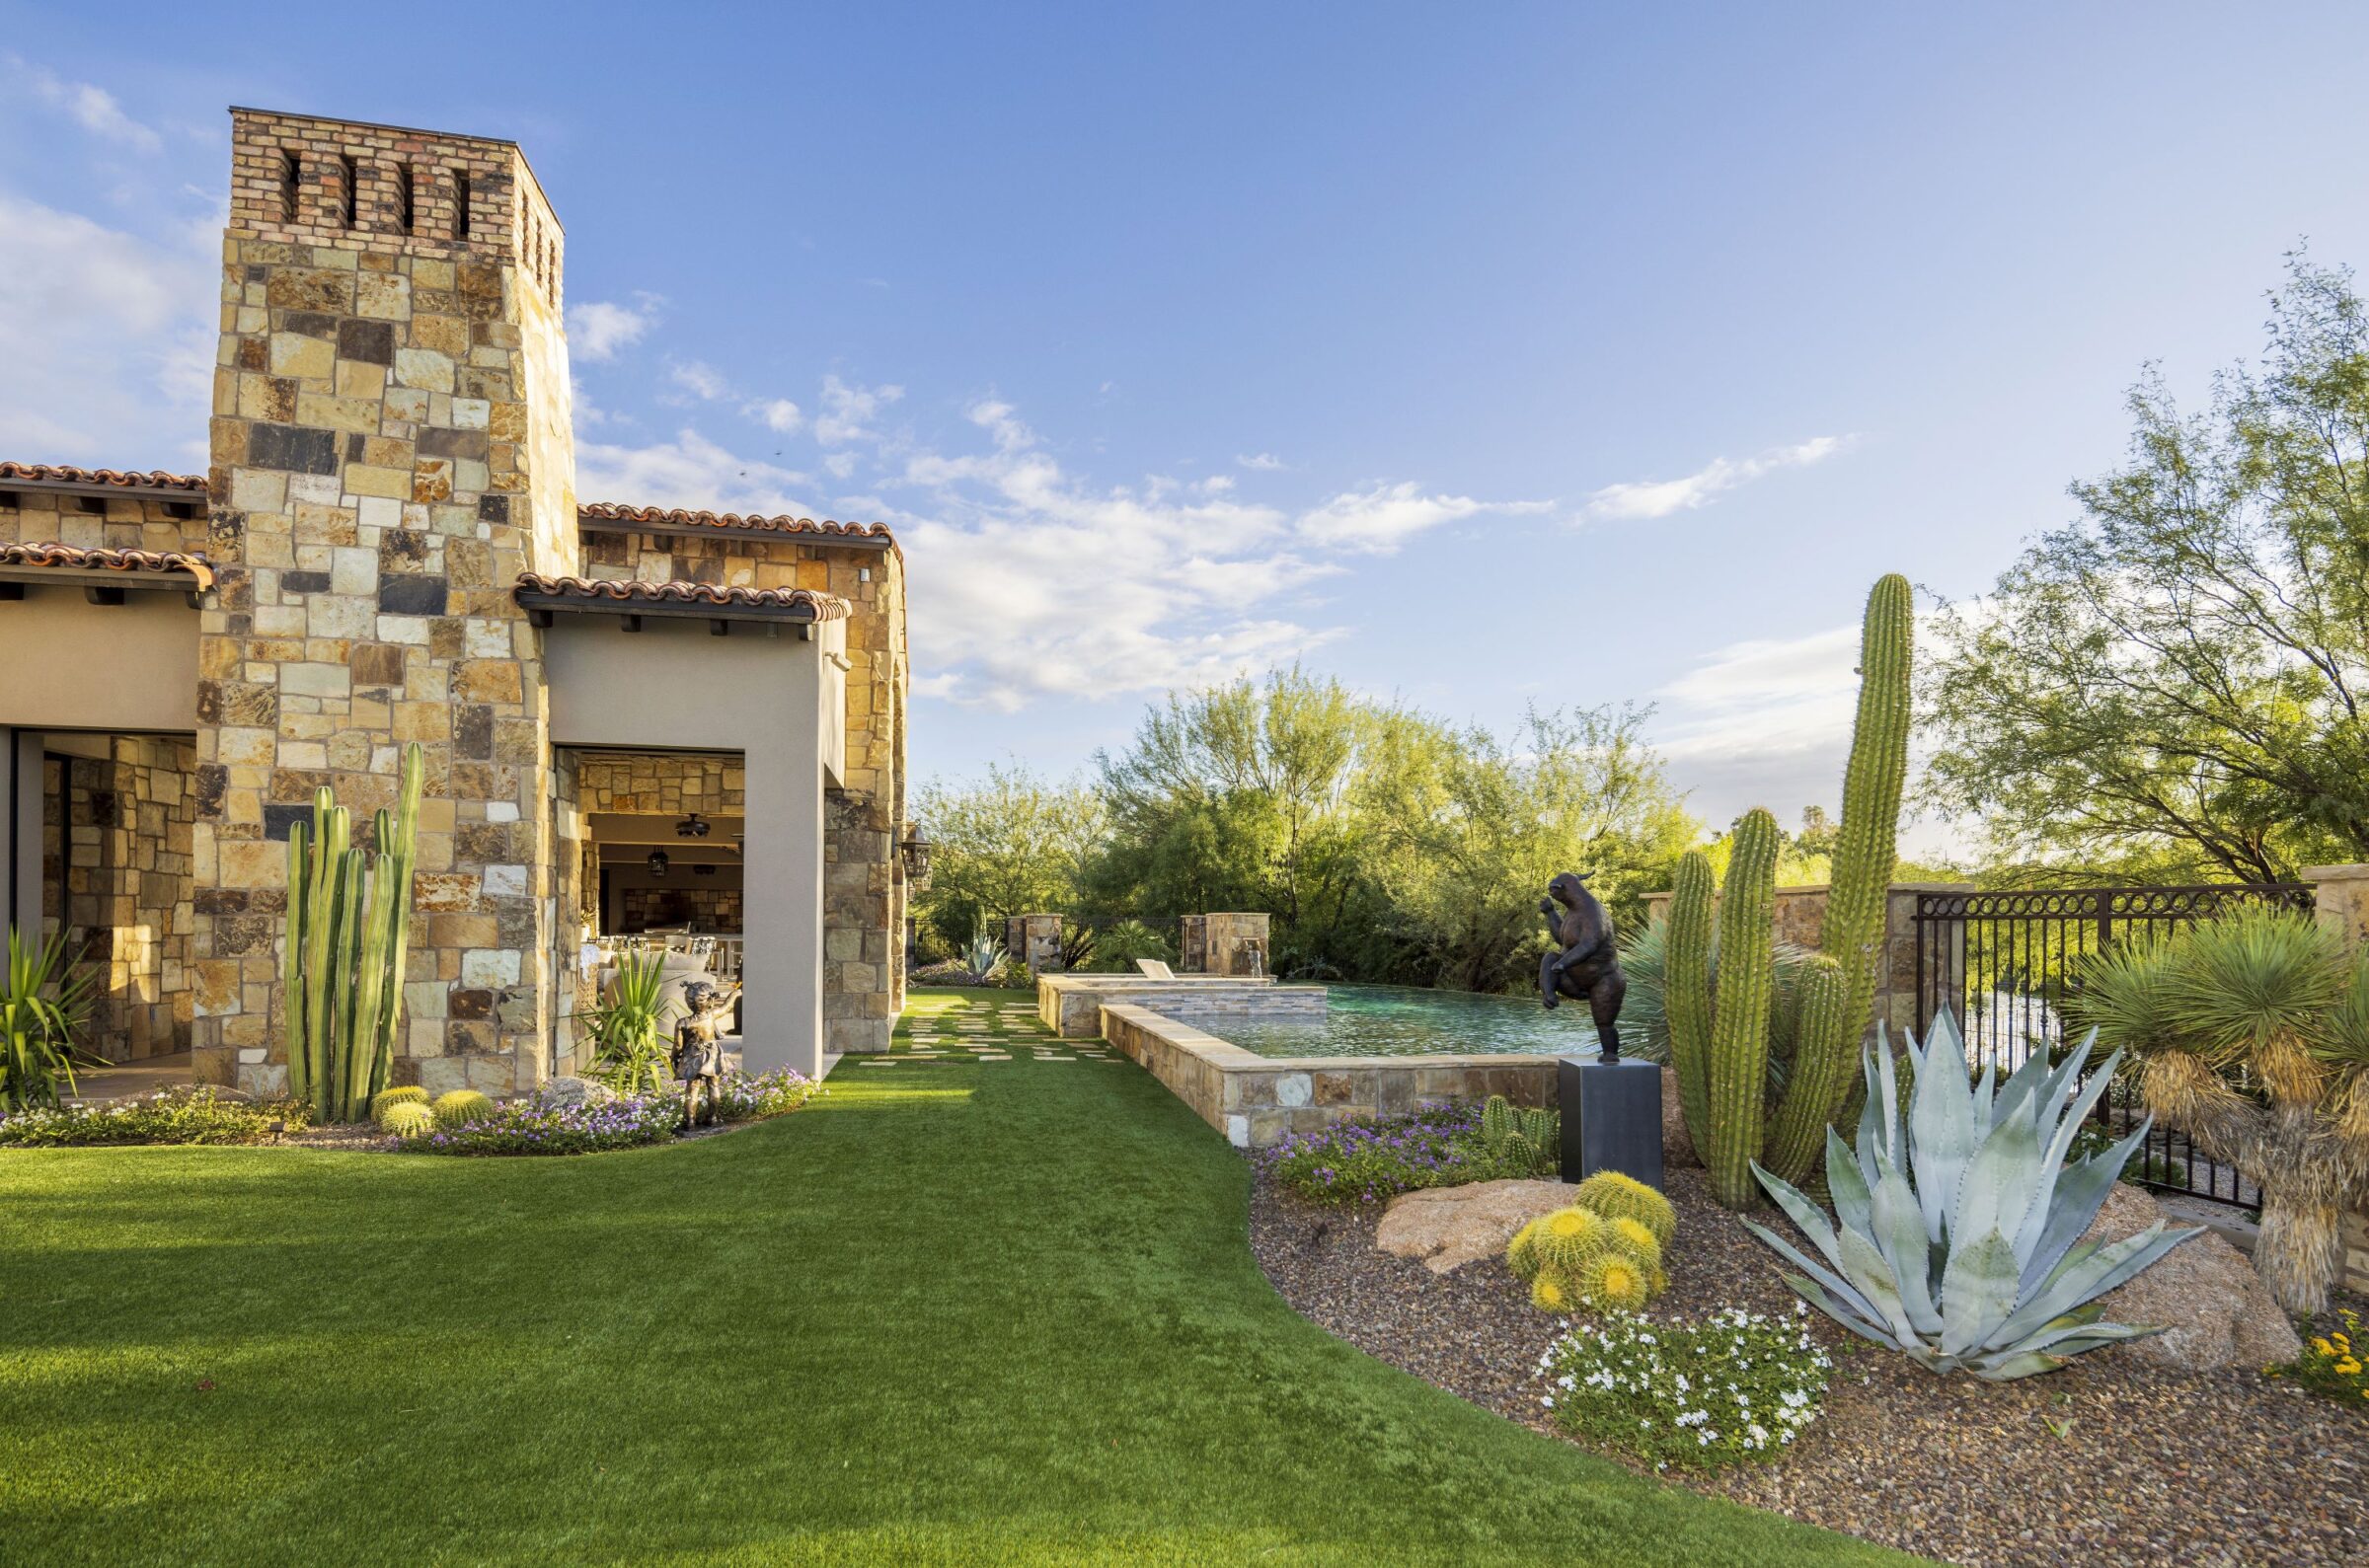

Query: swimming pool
<box><xmin>1215</xmin><ymin>983</ymin><xmax>1609</xmax><ymax>1059</ymax></box>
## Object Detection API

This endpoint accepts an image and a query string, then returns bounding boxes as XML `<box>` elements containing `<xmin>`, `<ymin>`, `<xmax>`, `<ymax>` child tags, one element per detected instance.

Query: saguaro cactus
<box><xmin>1706</xmin><ymin>808</ymin><xmax>1780</xmax><ymax>1209</ymax></box>
<box><xmin>1662</xmin><ymin>850</ymin><xmax>1717</xmax><ymax>1148</ymax></box>
<box><xmin>1765</xmin><ymin>573</ymin><xmax>1914</xmax><ymax>1181</ymax></box>
<box><xmin>282</xmin><ymin>743</ymin><xmax>424</xmax><ymax>1122</ymax></box>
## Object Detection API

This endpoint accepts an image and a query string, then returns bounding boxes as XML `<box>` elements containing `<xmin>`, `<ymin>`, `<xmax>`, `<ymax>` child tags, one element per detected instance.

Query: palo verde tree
<box><xmin>1923</xmin><ymin>252</ymin><xmax>2369</xmax><ymax>883</ymax></box>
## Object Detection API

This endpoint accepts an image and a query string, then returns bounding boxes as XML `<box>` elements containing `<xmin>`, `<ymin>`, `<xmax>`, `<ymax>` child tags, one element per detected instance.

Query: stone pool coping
<box><xmin>1099</xmin><ymin>1002</ymin><xmax>1556</xmax><ymax>1150</ymax></box>
<box><xmin>1036</xmin><ymin>973</ymin><xmax>1322</xmax><ymax>1038</ymax></box>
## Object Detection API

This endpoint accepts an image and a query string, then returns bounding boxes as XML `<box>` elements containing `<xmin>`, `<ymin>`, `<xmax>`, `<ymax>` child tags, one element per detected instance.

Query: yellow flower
<box><xmin>2336</xmin><ymin>1359</ymin><xmax>2363</xmax><ymax>1376</ymax></box>
<box><xmin>2312</xmin><ymin>1337</ymin><xmax>2335</xmax><ymax>1356</ymax></box>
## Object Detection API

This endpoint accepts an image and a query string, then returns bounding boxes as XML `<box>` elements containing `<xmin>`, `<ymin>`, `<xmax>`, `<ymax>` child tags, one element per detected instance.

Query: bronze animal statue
<box><xmin>671</xmin><ymin>978</ymin><xmax>742</xmax><ymax>1128</ymax></box>
<box><xmin>1539</xmin><ymin>870</ymin><xmax>1627</xmax><ymax>1061</ymax></box>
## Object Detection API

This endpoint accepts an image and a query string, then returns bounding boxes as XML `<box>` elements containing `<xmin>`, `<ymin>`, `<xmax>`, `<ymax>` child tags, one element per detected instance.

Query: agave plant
<box><xmin>0</xmin><ymin>926</ymin><xmax>98</xmax><ymax>1112</ymax></box>
<box><xmin>1744</xmin><ymin>1009</ymin><xmax>2199</xmax><ymax>1381</ymax></box>
<box><xmin>961</xmin><ymin>926</ymin><xmax>1009</xmax><ymax>987</ymax></box>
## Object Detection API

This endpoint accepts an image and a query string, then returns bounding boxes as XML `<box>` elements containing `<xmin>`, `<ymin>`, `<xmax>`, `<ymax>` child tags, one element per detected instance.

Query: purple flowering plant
<box><xmin>1259</xmin><ymin>1099</ymin><xmax>1550</xmax><ymax>1206</ymax></box>
<box><xmin>396</xmin><ymin>1068</ymin><xmax>822</xmax><ymax>1157</ymax></box>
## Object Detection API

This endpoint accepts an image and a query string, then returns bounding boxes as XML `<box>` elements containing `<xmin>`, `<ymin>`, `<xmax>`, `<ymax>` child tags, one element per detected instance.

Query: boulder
<box><xmin>2081</xmin><ymin>1183</ymin><xmax>2301</xmax><ymax>1371</ymax></box>
<box><xmin>1376</xmin><ymin>1179</ymin><xmax>1572</xmax><ymax>1275</ymax></box>
<box><xmin>541</xmin><ymin>1076</ymin><xmax>614</xmax><ymax>1109</ymax></box>
<box><xmin>1660</xmin><ymin>1066</ymin><xmax>1697</xmax><ymax>1168</ymax></box>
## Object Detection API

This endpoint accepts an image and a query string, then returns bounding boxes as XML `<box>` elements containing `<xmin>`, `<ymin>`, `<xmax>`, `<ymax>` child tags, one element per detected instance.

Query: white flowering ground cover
<box><xmin>1538</xmin><ymin>1306</ymin><xmax>1832</xmax><ymax>1470</ymax></box>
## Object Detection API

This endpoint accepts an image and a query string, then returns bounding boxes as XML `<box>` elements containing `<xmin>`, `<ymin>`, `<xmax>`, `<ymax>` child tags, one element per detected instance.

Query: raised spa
<box><xmin>1218</xmin><ymin>983</ymin><xmax>1606</xmax><ymax>1058</ymax></box>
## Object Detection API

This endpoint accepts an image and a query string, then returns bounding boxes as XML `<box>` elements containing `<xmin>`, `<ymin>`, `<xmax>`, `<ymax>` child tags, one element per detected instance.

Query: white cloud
<box><xmin>1581</xmin><ymin>435</ymin><xmax>1850</xmax><ymax>522</ymax></box>
<box><xmin>1296</xmin><ymin>481</ymin><xmax>1550</xmax><ymax>554</ymax></box>
<box><xmin>0</xmin><ymin>192</ymin><xmax>213</xmax><ymax>466</ymax></box>
<box><xmin>567</xmin><ymin>296</ymin><xmax>658</xmax><ymax>361</ymax></box>
<box><xmin>667</xmin><ymin>359</ymin><xmax>732</xmax><ymax>402</ymax></box>
<box><xmin>9</xmin><ymin>59</ymin><xmax>161</xmax><ymax>153</ymax></box>
<box><xmin>1237</xmin><ymin>451</ymin><xmax>1286</xmax><ymax>471</ymax></box>
<box><xmin>574</xmin><ymin>428</ymin><xmax>811</xmax><ymax>513</ymax></box>
<box><xmin>814</xmin><ymin>374</ymin><xmax>903</xmax><ymax>444</ymax></box>
<box><xmin>752</xmin><ymin>398</ymin><xmax>803</xmax><ymax>433</ymax></box>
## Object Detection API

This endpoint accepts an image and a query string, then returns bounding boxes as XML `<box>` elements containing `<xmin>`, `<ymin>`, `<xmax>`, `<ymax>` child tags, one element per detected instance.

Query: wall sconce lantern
<box><xmin>647</xmin><ymin>849</ymin><xmax>670</xmax><ymax>877</ymax></box>
<box><xmin>898</xmin><ymin>824</ymin><xmax>932</xmax><ymax>890</ymax></box>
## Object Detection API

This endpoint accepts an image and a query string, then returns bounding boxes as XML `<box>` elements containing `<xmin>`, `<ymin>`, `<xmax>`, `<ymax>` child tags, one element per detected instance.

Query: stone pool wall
<box><xmin>1035</xmin><ymin>974</ymin><xmax>1321</xmax><ymax>1039</ymax></box>
<box><xmin>1099</xmin><ymin>1003</ymin><xmax>1553</xmax><ymax>1150</ymax></box>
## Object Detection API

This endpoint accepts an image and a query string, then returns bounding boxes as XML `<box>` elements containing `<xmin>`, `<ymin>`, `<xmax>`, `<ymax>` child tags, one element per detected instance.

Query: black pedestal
<box><xmin>1558</xmin><ymin>1055</ymin><xmax>1664</xmax><ymax>1191</ymax></box>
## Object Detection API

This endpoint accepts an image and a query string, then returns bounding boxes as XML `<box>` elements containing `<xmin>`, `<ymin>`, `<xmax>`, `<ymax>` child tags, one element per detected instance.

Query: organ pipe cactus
<box><xmin>1766</xmin><ymin>573</ymin><xmax>1914</xmax><ymax>1183</ymax></box>
<box><xmin>1706</xmin><ymin>808</ymin><xmax>1780</xmax><ymax>1208</ymax></box>
<box><xmin>1661</xmin><ymin>852</ymin><xmax>1716</xmax><ymax>1149</ymax></box>
<box><xmin>282</xmin><ymin>743</ymin><xmax>424</xmax><ymax>1123</ymax></box>
<box><xmin>1744</xmin><ymin>1010</ymin><xmax>2199</xmax><ymax>1381</ymax></box>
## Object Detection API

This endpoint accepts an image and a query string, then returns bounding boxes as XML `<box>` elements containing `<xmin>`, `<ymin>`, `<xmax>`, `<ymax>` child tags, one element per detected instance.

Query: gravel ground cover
<box><xmin>1251</xmin><ymin>1163</ymin><xmax>2369</xmax><ymax>1568</ymax></box>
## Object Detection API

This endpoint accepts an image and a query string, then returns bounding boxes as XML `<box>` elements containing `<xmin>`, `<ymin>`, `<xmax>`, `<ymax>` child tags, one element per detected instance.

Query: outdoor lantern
<box><xmin>648</xmin><ymin>849</ymin><xmax>670</xmax><ymax>877</ymax></box>
<box><xmin>899</xmin><ymin>824</ymin><xmax>933</xmax><ymax>889</ymax></box>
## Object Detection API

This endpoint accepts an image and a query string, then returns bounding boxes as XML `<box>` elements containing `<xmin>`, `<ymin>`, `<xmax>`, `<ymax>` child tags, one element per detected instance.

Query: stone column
<box><xmin>194</xmin><ymin>110</ymin><xmax>574</xmax><ymax>1096</ymax></box>
<box><xmin>2304</xmin><ymin>863</ymin><xmax>2369</xmax><ymax>1292</ymax></box>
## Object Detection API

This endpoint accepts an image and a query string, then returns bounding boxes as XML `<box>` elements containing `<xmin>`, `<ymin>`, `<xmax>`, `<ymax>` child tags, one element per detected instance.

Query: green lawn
<box><xmin>0</xmin><ymin>989</ymin><xmax>1903</xmax><ymax>1566</ymax></box>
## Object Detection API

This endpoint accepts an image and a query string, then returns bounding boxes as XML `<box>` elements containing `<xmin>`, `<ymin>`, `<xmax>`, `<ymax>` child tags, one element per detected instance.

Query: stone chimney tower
<box><xmin>194</xmin><ymin>109</ymin><xmax>576</xmax><ymax>1096</ymax></box>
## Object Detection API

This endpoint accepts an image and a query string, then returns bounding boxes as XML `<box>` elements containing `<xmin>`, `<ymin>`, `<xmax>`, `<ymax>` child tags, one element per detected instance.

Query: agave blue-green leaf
<box><xmin>1751</xmin><ymin>1161</ymin><xmax>1852</xmax><ymax>1275</ymax></box>
<box><xmin>1869</xmin><ymin>1150</ymin><xmax>1944</xmax><ymax>1335</ymax></box>
<box><xmin>1825</xmin><ymin>1126</ymin><xmax>1872</xmax><ymax>1239</ymax></box>
<box><xmin>1938</xmin><ymin>1226</ymin><xmax>2021</xmax><ymax>1357</ymax></box>
<box><xmin>2036</xmin><ymin>1032</ymin><xmax>2100</xmax><ymax>1138</ymax></box>
<box><xmin>2036</xmin><ymin>1050</ymin><xmax>2120</xmax><ymax>1178</ymax></box>
<box><xmin>1992</xmin><ymin>1222</ymin><xmax>2199</xmax><ymax>1345</ymax></box>
<box><xmin>1872</xmin><ymin>1027</ymin><xmax>1906</xmax><ymax>1171</ymax></box>
<box><xmin>1988</xmin><ymin>1038</ymin><xmax>2057</xmax><ymax>1136</ymax></box>
<box><xmin>1963</xmin><ymin>1349</ymin><xmax>2069</xmax><ymax>1381</ymax></box>
<box><xmin>1838</xmin><ymin>1220</ymin><xmax>1924</xmax><ymax>1345</ymax></box>
<box><xmin>1951</xmin><ymin>1110</ymin><xmax>2048</xmax><ymax>1270</ymax></box>
<box><xmin>2018</xmin><ymin>1120</ymin><xmax>2152</xmax><ymax>1293</ymax></box>
<box><xmin>1906</xmin><ymin>1013</ymin><xmax>1982</xmax><ymax>1242</ymax></box>
<box><xmin>1744</xmin><ymin>1221</ymin><xmax>1885</xmax><ymax>1328</ymax></box>
<box><xmin>1771</xmin><ymin>1266</ymin><xmax>1895</xmax><ymax>1346</ymax></box>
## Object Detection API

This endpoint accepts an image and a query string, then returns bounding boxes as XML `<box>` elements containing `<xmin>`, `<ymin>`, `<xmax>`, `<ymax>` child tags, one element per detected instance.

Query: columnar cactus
<box><xmin>1767</xmin><ymin>574</ymin><xmax>1913</xmax><ymax>1182</ymax></box>
<box><xmin>1706</xmin><ymin>808</ymin><xmax>1780</xmax><ymax>1208</ymax></box>
<box><xmin>1662</xmin><ymin>851</ymin><xmax>1717</xmax><ymax>1152</ymax></box>
<box><xmin>282</xmin><ymin>743</ymin><xmax>425</xmax><ymax>1123</ymax></box>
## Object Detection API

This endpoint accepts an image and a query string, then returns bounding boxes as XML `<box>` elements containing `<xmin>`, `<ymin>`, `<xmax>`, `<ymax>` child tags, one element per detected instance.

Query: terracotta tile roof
<box><xmin>0</xmin><ymin>463</ymin><xmax>207</xmax><ymax>492</ymax></box>
<box><xmin>0</xmin><ymin>542</ymin><xmax>217</xmax><ymax>591</ymax></box>
<box><xmin>577</xmin><ymin>502</ymin><xmax>894</xmax><ymax>543</ymax></box>
<box><xmin>514</xmin><ymin>573</ymin><xmax>853</xmax><ymax>619</ymax></box>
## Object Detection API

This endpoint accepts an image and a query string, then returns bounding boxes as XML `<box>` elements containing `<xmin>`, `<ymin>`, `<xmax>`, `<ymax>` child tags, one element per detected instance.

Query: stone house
<box><xmin>0</xmin><ymin>108</ymin><xmax>910</xmax><ymax>1091</ymax></box>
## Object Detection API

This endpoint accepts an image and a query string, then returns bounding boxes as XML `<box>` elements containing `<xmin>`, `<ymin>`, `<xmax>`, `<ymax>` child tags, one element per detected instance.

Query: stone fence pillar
<box><xmin>1004</xmin><ymin>914</ymin><xmax>1063</xmax><ymax>974</ymax></box>
<box><xmin>2305</xmin><ymin>864</ymin><xmax>2369</xmax><ymax>1293</ymax></box>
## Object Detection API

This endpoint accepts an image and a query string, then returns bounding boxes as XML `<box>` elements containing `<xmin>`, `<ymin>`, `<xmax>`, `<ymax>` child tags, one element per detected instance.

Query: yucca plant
<box><xmin>2073</xmin><ymin>906</ymin><xmax>2369</xmax><ymax>1315</ymax></box>
<box><xmin>1745</xmin><ymin>1009</ymin><xmax>2198</xmax><ymax>1380</ymax></box>
<box><xmin>0</xmin><ymin>926</ymin><xmax>98</xmax><ymax>1112</ymax></box>
<box><xmin>589</xmin><ymin>950</ymin><xmax>672</xmax><ymax>1095</ymax></box>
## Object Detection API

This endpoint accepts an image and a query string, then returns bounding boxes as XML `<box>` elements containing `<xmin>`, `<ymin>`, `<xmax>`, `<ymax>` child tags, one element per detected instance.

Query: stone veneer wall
<box><xmin>619</xmin><ymin>886</ymin><xmax>741</xmax><ymax>931</ymax></box>
<box><xmin>1099</xmin><ymin>1004</ymin><xmax>1555</xmax><ymax>1150</ymax></box>
<box><xmin>42</xmin><ymin>740</ymin><xmax>196</xmax><ymax>1062</ymax></box>
<box><xmin>2308</xmin><ymin>864</ymin><xmax>2369</xmax><ymax>1293</ymax></box>
<box><xmin>194</xmin><ymin>109</ymin><xmax>575</xmax><ymax>1096</ymax></box>
<box><xmin>0</xmin><ymin>489</ymin><xmax>211</xmax><ymax>555</ymax></box>
<box><xmin>1034</xmin><ymin>973</ymin><xmax>1309</xmax><ymax>1038</ymax></box>
<box><xmin>1640</xmin><ymin>880</ymin><xmax>1954</xmax><ymax>1038</ymax></box>
<box><xmin>575</xmin><ymin>752</ymin><xmax>742</xmax><ymax>816</ymax></box>
<box><xmin>583</xmin><ymin>527</ymin><xmax>908</xmax><ymax>1053</ymax></box>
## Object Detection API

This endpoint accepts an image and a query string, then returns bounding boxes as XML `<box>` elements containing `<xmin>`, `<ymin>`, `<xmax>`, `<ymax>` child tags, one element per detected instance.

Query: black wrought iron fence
<box><xmin>1911</xmin><ymin>883</ymin><xmax>2314</xmax><ymax>1211</ymax></box>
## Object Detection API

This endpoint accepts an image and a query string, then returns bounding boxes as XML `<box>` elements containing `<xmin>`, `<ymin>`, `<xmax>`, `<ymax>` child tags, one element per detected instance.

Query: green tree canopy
<box><xmin>1923</xmin><ymin>253</ymin><xmax>2369</xmax><ymax>882</ymax></box>
<box><xmin>911</xmin><ymin>762</ymin><xmax>1107</xmax><ymax>951</ymax></box>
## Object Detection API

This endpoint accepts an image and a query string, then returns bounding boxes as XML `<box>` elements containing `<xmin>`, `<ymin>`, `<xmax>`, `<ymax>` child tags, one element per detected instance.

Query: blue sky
<box><xmin>6</xmin><ymin>2</ymin><xmax>2368</xmax><ymax>854</ymax></box>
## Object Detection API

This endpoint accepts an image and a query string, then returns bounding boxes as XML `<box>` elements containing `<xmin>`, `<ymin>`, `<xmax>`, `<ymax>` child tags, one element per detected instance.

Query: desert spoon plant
<box><xmin>282</xmin><ymin>742</ymin><xmax>425</xmax><ymax>1123</ymax></box>
<box><xmin>1745</xmin><ymin>1009</ymin><xmax>2199</xmax><ymax>1380</ymax></box>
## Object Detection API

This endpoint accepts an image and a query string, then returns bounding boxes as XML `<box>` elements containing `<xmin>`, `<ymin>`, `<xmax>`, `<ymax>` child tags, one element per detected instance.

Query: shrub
<box><xmin>431</xmin><ymin>1089</ymin><xmax>495</xmax><ymax>1128</ymax></box>
<box><xmin>1260</xmin><ymin>1100</ymin><xmax>1553</xmax><ymax>1205</ymax></box>
<box><xmin>2269</xmin><ymin>1310</ymin><xmax>2369</xmax><ymax>1410</ymax></box>
<box><xmin>0</xmin><ymin>925</ymin><xmax>98</xmax><ymax>1112</ymax></box>
<box><xmin>1538</xmin><ymin>1307</ymin><xmax>1832</xmax><ymax>1470</ymax></box>
<box><xmin>397</xmin><ymin>1088</ymin><xmax>682</xmax><ymax>1156</ymax></box>
<box><xmin>0</xmin><ymin>1086</ymin><xmax>305</xmax><ymax>1148</ymax></box>
<box><xmin>706</xmin><ymin>1069</ymin><xmax>822</xmax><ymax>1123</ymax></box>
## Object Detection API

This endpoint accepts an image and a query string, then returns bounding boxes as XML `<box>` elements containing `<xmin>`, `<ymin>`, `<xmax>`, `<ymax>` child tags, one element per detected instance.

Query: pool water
<box><xmin>1219</xmin><ymin>983</ymin><xmax>1608</xmax><ymax>1059</ymax></box>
